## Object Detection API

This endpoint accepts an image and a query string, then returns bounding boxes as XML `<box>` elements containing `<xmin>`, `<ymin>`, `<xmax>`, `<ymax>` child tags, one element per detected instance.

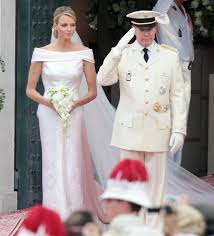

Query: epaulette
<box><xmin>161</xmin><ymin>44</ymin><xmax>178</xmax><ymax>52</ymax></box>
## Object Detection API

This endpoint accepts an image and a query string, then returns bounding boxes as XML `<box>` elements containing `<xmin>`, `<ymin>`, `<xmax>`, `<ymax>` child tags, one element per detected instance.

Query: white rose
<box><xmin>112</xmin><ymin>3</ymin><xmax>120</xmax><ymax>12</ymax></box>
<box><xmin>202</xmin><ymin>0</ymin><xmax>210</xmax><ymax>6</ymax></box>
<box><xmin>195</xmin><ymin>11</ymin><xmax>203</xmax><ymax>17</ymax></box>
<box><xmin>191</xmin><ymin>0</ymin><xmax>199</xmax><ymax>9</ymax></box>
<box><xmin>195</xmin><ymin>18</ymin><xmax>202</xmax><ymax>26</ymax></box>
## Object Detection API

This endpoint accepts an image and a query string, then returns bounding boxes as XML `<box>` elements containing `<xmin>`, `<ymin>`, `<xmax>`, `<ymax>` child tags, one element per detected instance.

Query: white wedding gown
<box><xmin>31</xmin><ymin>48</ymin><xmax>108</xmax><ymax>222</ymax></box>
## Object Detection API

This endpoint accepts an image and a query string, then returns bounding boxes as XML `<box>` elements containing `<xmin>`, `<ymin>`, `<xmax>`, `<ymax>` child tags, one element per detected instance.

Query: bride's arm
<box><xmin>72</xmin><ymin>60</ymin><xmax>97</xmax><ymax>110</ymax></box>
<box><xmin>26</xmin><ymin>62</ymin><xmax>53</xmax><ymax>109</ymax></box>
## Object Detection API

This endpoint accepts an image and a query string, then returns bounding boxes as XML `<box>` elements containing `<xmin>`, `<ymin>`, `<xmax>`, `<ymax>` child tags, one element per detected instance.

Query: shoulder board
<box><xmin>161</xmin><ymin>44</ymin><xmax>178</xmax><ymax>52</ymax></box>
<box><xmin>125</xmin><ymin>44</ymin><xmax>131</xmax><ymax>48</ymax></box>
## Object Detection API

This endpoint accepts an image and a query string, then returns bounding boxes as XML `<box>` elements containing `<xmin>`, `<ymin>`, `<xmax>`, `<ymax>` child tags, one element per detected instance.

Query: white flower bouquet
<box><xmin>47</xmin><ymin>85</ymin><xmax>74</xmax><ymax>130</ymax></box>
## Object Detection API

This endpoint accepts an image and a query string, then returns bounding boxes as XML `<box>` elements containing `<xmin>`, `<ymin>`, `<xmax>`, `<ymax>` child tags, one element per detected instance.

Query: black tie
<box><xmin>143</xmin><ymin>48</ymin><xmax>149</xmax><ymax>62</ymax></box>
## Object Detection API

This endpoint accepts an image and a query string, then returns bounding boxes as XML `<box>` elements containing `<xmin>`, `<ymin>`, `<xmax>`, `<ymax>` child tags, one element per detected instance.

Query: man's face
<box><xmin>134</xmin><ymin>26</ymin><xmax>156</xmax><ymax>48</ymax></box>
<box><xmin>104</xmin><ymin>199</ymin><xmax>132</xmax><ymax>220</ymax></box>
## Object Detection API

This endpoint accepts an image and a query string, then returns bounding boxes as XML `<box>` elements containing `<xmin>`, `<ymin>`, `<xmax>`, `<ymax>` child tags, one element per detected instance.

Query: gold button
<box><xmin>145</xmin><ymin>78</ymin><xmax>149</xmax><ymax>81</ymax></box>
<box><xmin>144</xmin><ymin>112</ymin><xmax>148</xmax><ymax>116</ymax></box>
<box><xmin>145</xmin><ymin>90</ymin><xmax>149</xmax><ymax>92</ymax></box>
<box><xmin>145</xmin><ymin>101</ymin><xmax>149</xmax><ymax>104</ymax></box>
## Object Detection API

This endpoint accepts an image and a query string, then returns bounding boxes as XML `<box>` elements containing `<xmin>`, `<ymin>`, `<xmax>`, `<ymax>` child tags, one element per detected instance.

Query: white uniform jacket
<box><xmin>97</xmin><ymin>42</ymin><xmax>187</xmax><ymax>152</ymax></box>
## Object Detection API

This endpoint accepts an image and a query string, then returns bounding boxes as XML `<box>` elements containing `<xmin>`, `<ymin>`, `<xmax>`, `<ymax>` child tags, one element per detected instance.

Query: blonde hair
<box><xmin>53</xmin><ymin>6</ymin><xmax>76</xmax><ymax>38</ymax></box>
<box><xmin>175</xmin><ymin>205</ymin><xmax>205</xmax><ymax>236</ymax></box>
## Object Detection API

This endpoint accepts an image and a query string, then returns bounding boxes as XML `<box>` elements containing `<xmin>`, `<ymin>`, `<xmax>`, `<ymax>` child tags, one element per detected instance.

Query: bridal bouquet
<box><xmin>47</xmin><ymin>85</ymin><xmax>74</xmax><ymax>130</ymax></box>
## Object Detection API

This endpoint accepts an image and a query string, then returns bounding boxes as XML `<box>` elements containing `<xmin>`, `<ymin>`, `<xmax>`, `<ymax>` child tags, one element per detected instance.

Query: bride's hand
<box><xmin>44</xmin><ymin>99</ymin><xmax>59</xmax><ymax>114</ymax></box>
<box><xmin>69</xmin><ymin>101</ymin><xmax>78</xmax><ymax>113</ymax></box>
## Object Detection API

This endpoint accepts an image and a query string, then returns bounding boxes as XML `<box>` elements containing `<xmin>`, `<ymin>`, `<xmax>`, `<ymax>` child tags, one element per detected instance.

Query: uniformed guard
<box><xmin>153</xmin><ymin>0</ymin><xmax>194</xmax><ymax>165</ymax></box>
<box><xmin>97</xmin><ymin>10</ymin><xmax>187</xmax><ymax>229</ymax></box>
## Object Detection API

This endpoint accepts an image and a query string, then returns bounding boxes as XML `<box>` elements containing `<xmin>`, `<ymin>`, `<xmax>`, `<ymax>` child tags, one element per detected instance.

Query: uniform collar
<box><xmin>130</xmin><ymin>41</ymin><xmax>161</xmax><ymax>66</ymax></box>
<box><xmin>133</xmin><ymin>40</ymin><xmax>156</xmax><ymax>53</ymax></box>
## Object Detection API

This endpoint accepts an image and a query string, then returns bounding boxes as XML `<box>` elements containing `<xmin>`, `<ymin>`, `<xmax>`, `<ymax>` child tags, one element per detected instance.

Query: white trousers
<box><xmin>120</xmin><ymin>149</ymin><xmax>168</xmax><ymax>229</ymax></box>
<box><xmin>170</xmin><ymin>61</ymin><xmax>191</xmax><ymax>165</ymax></box>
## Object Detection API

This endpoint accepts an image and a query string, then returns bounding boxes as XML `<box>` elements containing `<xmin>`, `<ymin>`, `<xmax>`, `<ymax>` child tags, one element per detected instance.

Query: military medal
<box><xmin>159</xmin><ymin>86</ymin><xmax>166</xmax><ymax>95</ymax></box>
<box><xmin>163</xmin><ymin>104</ymin><xmax>169</xmax><ymax>112</ymax></box>
<box><xmin>153</xmin><ymin>102</ymin><xmax>161</xmax><ymax>112</ymax></box>
<box><xmin>126</xmin><ymin>72</ymin><xmax>131</xmax><ymax>81</ymax></box>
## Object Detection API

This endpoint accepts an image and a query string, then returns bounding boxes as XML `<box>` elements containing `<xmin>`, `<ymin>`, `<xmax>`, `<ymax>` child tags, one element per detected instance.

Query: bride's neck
<box><xmin>54</xmin><ymin>38</ymin><xmax>73</xmax><ymax>50</ymax></box>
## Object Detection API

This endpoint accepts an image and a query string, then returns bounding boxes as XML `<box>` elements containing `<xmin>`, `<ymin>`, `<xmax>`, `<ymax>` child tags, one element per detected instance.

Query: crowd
<box><xmin>16</xmin><ymin>159</ymin><xmax>214</xmax><ymax>236</ymax></box>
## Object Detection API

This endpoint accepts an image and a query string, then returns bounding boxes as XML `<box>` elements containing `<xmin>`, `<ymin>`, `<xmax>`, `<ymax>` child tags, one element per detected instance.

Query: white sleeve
<box><xmin>97</xmin><ymin>49</ymin><xmax>121</xmax><ymax>86</ymax></box>
<box><xmin>153</xmin><ymin>0</ymin><xmax>174</xmax><ymax>14</ymax></box>
<box><xmin>170</xmin><ymin>53</ymin><xmax>187</xmax><ymax>135</ymax></box>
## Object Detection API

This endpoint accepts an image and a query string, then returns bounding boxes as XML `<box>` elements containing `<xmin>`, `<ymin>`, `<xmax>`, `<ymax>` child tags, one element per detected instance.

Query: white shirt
<box><xmin>153</xmin><ymin>0</ymin><xmax>194</xmax><ymax>61</ymax></box>
<box><xmin>133</xmin><ymin>40</ymin><xmax>157</xmax><ymax>61</ymax></box>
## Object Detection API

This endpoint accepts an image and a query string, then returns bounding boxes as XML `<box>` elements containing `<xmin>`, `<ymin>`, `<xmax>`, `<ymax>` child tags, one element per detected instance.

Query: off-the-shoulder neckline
<box><xmin>35</xmin><ymin>47</ymin><xmax>92</xmax><ymax>53</ymax></box>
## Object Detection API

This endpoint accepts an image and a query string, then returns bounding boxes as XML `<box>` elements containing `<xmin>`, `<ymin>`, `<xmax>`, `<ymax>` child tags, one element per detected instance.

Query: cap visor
<box><xmin>134</xmin><ymin>23</ymin><xmax>156</xmax><ymax>29</ymax></box>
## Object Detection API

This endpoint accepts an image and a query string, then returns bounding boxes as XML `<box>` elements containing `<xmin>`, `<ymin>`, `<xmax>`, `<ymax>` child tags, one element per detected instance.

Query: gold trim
<box><xmin>131</xmin><ymin>20</ymin><xmax>157</xmax><ymax>25</ymax></box>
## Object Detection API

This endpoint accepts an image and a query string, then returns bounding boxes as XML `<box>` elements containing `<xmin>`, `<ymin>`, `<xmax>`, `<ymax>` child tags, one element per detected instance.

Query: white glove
<box><xmin>112</xmin><ymin>27</ymin><xmax>135</xmax><ymax>57</ymax></box>
<box><xmin>169</xmin><ymin>132</ymin><xmax>185</xmax><ymax>155</ymax></box>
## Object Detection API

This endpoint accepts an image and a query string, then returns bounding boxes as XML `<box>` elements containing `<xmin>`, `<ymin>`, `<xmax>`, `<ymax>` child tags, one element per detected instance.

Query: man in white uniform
<box><xmin>97</xmin><ymin>10</ymin><xmax>187</xmax><ymax>228</ymax></box>
<box><xmin>153</xmin><ymin>0</ymin><xmax>194</xmax><ymax>165</ymax></box>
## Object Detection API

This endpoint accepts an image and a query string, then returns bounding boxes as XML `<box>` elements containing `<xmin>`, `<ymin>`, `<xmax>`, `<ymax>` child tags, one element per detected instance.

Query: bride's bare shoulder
<box><xmin>73</xmin><ymin>44</ymin><xmax>89</xmax><ymax>51</ymax></box>
<box><xmin>40</xmin><ymin>44</ymin><xmax>54</xmax><ymax>50</ymax></box>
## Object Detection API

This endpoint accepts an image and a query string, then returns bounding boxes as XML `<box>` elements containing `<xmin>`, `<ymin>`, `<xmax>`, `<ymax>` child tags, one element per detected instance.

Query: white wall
<box><xmin>0</xmin><ymin>0</ymin><xmax>17</xmax><ymax>213</ymax></box>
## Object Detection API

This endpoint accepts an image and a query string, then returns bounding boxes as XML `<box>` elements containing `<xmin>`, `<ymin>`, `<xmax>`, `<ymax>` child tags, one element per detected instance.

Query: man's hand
<box><xmin>169</xmin><ymin>132</ymin><xmax>185</xmax><ymax>155</ymax></box>
<box><xmin>112</xmin><ymin>27</ymin><xmax>135</xmax><ymax>57</ymax></box>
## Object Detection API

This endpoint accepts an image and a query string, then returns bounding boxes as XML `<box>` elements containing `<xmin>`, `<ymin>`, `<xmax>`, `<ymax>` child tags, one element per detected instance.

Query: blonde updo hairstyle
<box><xmin>53</xmin><ymin>6</ymin><xmax>76</xmax><ymax>38</ymax></box>
<box><xmin>175</xmin><ymin>205</ymin><xmax>205</xmax><ymax>236</ymax></box>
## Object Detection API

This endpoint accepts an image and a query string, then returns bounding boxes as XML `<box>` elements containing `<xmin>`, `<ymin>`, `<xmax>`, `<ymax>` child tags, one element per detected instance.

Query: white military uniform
<box><xmin>97</xmin><ymin>40</ymin><xmax>187</xmax><ymax>228</ymax></box>
<box><xmin>153</xmin><ymin>0</ymin><xmax>194</xmax><ymax>164</ymax></box>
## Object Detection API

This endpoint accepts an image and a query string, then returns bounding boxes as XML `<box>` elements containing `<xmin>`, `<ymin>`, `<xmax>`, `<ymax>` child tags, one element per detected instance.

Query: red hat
<box><xmin>17</xmin><ymin>205</ymin><xmax>66</xmax><ymax>236</ymax></box>
<box><xmin>101</xmin><ymin>158</ymin><xmax>151</xmax><ymax>207</ymax></box>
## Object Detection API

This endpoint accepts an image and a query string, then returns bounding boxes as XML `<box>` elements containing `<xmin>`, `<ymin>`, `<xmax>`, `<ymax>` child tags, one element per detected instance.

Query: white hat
<box><xmin>126</xmin><ymin>10</ymin><xmax>169</xmax><ymax>27</ymax></box>
<box><xmin>101</xmin><ymin>159</ymin><xmax>151</xmax><ymax>207</ymax></box>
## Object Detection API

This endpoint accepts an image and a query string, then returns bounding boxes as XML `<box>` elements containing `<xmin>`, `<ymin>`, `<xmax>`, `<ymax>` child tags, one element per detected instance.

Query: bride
<box><xmin>27</xmin><ymin>6</ymin><xmax>110</xmax><ymax>222</ymax></box>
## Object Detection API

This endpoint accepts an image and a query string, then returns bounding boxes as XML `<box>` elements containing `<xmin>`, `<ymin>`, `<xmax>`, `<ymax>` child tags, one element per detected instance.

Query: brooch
<box><xmin>153</xmin><ymin>102</ymin><xmax>162</xmax><ymax>112</ymax></box>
